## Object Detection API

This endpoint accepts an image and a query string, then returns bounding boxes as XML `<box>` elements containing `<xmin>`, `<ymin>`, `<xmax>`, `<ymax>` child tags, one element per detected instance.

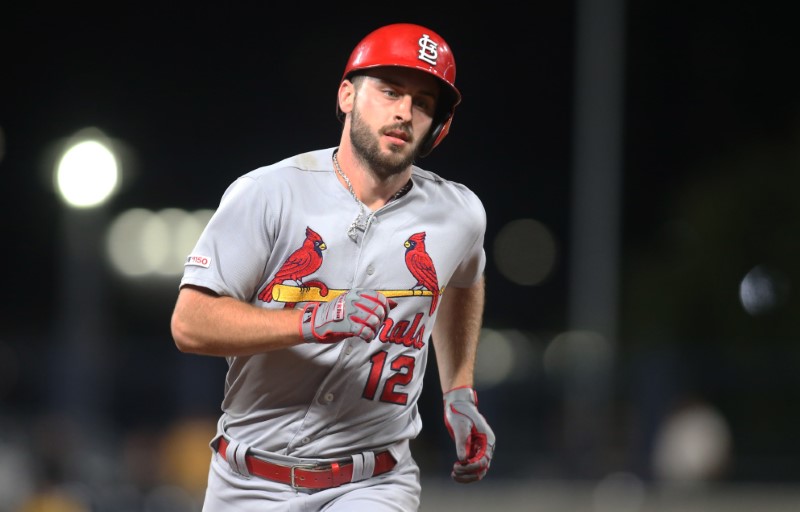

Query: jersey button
<box><xmin>324</xmin><ymin>392</ymin><xmax>335</xmax><ymax>402</ymax></box>
<box><xmin>366</xmin><ymin>265</ymin><xmax>375</xmax><ymax>275</ymax></box>
<box><xmin>301</xmin><ymin>437</ymin><xmax>310</xmax><ymax>444</ymax></box>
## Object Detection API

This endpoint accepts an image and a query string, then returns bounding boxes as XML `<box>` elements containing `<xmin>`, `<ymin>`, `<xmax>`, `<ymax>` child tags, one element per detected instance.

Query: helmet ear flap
<box><xmin>418</xmin><ymin>126</ymin><xmax>440</xmax><ymax>158</ymax></box>
<box><xmin>418</xmin><ymin>83</ymin><xmax>457</xmax><ymax>157</ymax></box>
<box><xmin>419</xmin><ymin>112</ymin><xmax>453</xmax><ymax>158</ymax></box>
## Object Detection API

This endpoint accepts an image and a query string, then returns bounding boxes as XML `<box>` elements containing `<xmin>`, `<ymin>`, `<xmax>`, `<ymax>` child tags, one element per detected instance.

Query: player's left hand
<box><xmin>443</xmin><ymin>386</ymin><xmax>495</xmax><ymax>483</ymax></box>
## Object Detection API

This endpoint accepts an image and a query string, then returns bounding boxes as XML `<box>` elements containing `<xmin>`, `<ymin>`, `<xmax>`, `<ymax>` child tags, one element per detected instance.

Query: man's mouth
<box><xmin>384</xmin><ymin>127</ymin><xmax>411</xmax><ymax>142</ymax></box>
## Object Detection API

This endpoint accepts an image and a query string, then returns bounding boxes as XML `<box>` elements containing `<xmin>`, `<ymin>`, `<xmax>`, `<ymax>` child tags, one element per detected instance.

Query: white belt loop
<box><xmin>224</xmin><ymin>439</ymin><xmax>252</xmax><ymax>478</ymax></box>
<box><xmin>350</xmin><ymin>451</ymin><xmax>376</xmax><ymax>482</ymax></box>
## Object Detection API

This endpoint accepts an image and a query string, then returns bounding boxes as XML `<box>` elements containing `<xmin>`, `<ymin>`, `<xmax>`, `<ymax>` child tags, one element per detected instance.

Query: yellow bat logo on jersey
<box><xmin>270</xmin><ymin>283</ymin><xmax>440</xmax><ymax>303</ymax></box>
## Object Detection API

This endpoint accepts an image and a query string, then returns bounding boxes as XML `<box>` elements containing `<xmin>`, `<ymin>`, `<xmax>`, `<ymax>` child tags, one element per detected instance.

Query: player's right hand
<box><xmin>300</xmin><ymin>289</ymin><xmax>394</xmax><ymax>343</ymax></box>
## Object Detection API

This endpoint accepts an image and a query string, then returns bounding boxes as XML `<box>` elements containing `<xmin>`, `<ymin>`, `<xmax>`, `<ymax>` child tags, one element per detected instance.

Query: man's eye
<box><xmin>415</xmin><ymin>100</ymin><xmax>435</xmax><ymax>114</ymax></box>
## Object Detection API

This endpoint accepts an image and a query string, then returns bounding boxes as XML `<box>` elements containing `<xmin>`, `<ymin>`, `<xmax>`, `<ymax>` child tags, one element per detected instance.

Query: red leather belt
<box><xmin>216</xmin><ymin>437</ymin><xmax>396</xmax><ymax>489</ymax></box>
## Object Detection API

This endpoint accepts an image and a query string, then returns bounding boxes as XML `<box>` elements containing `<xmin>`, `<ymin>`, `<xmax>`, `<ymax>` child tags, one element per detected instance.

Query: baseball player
<box><xmin>170</xmin><ymin>23</ymin><xmax>495</xmax><ymax>511</ymax></box>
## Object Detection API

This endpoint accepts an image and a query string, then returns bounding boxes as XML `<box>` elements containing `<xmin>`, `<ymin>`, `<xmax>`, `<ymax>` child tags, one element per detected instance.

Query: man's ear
<box><xmin>338</xmin><ymin>79</ymin><xmax>356</xmax><ymax>116</ymax></box>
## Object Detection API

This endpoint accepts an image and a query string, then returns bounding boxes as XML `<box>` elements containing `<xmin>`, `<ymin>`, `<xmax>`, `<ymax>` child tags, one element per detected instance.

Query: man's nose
<box><xmin>394</xmin><ymin>94</ymin><xmax>414</xmax><ymax>120</ymax></box>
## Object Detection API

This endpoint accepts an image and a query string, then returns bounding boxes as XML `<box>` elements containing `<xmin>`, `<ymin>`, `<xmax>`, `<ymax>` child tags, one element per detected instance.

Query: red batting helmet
<box><xmin>338</xmin><ymin>23</ymin><xmax>462</xmax><ymax>157</ymax></box>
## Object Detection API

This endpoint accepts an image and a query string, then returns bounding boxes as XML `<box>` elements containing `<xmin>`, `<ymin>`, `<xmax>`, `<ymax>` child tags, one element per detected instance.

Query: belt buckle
<box><xmin>290</xmin><ymin>463</ymin><xmax>322</xmax><ymax>489</ymax></box>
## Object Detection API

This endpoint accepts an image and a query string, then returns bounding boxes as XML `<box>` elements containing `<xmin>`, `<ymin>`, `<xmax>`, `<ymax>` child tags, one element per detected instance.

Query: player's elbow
<box><xmin>171</xmin><ymin>285</ymin><xmax>216</xmax><ymax>354</ymax></box>
<box><xmin>171</xmin><ymin>311</ymin><xmax>202</xmax><ymax>354</ymax></box>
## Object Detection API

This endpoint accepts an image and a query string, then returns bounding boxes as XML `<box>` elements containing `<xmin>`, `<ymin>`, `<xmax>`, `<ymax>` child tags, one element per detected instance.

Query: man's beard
<box><xmin>349</xmin><ymin>107</ymin><xmax>419</xmax><ymax>180</ymax></box>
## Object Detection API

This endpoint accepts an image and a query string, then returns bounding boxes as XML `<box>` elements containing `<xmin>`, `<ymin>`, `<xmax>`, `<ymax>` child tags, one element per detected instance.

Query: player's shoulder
<box><xmin>217</xmin><ymin>148</ymin><xmax>333</xmax><ymax>202</ymax></box>
<box><xmin>242</xmin><ymin>148</ymin><xmax>335</xmax><ymax>181</ymax></box>
<box><xmin>411</xmin><ymin>164</ymin><xmax>483</xmax><ymax>206</ymax></box>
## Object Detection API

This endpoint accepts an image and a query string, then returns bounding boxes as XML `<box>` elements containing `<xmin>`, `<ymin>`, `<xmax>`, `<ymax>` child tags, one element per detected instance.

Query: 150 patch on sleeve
<box><xmin>185</xmin><ymin>255</ymin><xmax>211</xmax><ymax>268</ymax></box>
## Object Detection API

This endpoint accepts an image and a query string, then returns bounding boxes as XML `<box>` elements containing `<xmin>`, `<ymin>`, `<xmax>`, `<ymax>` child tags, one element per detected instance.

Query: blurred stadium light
<box><xmin>106</xmin><ymin>208</ymin><xmax>214</xmax><ymax>278</ymax></box>
<box><xmin>492</xmin><ymin>218</ymin><xmax>558</xmax><ymax>286</ymax></box>
<box><xmin>475</xmin><ymin>328</ymin><xmax>540</xmax><ymax>389</ymax></box>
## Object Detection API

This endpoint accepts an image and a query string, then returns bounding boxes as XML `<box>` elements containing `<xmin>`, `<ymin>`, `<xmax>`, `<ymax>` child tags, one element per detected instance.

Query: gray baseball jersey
<box><xmin>180</xmin><ymin>147</ymin><xmax>486</xmax><ymax>459</ymax></box>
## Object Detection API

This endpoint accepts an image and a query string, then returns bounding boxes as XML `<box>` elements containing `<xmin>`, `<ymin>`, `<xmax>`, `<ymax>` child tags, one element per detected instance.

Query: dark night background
<box><xmin>2</xmin><ymin>2</ymin><xmax>800</xmax><ymax>510</ymax></box>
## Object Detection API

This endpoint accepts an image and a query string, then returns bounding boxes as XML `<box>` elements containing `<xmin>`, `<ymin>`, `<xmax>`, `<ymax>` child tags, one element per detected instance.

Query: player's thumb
<box><xmin>448</xmin><ymin>415</ymin><xmax>472</xmax><ymax>461</ymax></box>
<box><xmin>456</xmin><ymin>430</ymin><xmax>472</xmax><ymax>461</ymax></box>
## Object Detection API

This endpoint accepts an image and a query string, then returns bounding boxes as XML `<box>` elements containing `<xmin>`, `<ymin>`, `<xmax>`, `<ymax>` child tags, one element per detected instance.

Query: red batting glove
<box><xmin>443</xmin><ymin>386</ymin><xmax>496</xmax><ymax>483</ymax></box>
<box><xmin>300</xmin><ymin>289</ymin><xmax>392</xmax><ymax>343</ymax></box>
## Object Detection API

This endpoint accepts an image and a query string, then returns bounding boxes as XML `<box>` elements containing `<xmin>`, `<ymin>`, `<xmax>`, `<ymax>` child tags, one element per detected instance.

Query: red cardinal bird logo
<box><xmin>404</xmin><ymin>232</ymin><xmax>440</xmax><ymax>315</ymax></box>
<box><xmin>258</xmin><ymin>226</ymin><xmax>326</xmax><ymax>302</ymax></box>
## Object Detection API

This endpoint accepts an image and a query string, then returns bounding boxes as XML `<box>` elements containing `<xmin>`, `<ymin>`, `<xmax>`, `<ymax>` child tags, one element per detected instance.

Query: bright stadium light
<box><xmin>49</xmin><ymin>128</ymin><xmax>125</xmax><ymax>434</ymax></box>
<box><xmin>55</xmin><ymin>135</ymin><xmax>119</xmax><ymax>208</ymax></box>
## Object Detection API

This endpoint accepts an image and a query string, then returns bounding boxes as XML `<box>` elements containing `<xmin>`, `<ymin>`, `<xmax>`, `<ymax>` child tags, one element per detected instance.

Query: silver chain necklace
<box><xmin>332</xmin><ymin>150</ymin><xmax>411</xmax><ymax>242</ymax></box>
<box><xmin>333</xmin><ymin>150</ymin><xmax>371</xmax><ymax>241</ymax></box>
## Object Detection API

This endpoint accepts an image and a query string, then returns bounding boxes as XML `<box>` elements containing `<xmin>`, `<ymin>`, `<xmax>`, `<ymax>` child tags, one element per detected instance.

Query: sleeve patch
<box><xmin>185</xmin><ymin>254</ymin><xmax>211</xmax><ymax>268</ymax></box>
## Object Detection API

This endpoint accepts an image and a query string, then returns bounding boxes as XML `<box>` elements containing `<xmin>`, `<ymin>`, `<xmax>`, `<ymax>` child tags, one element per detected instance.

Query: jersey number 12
<box><xmin>362</xmin><ymin>350</ymin><xmax>415</xmax><ymax>405</ymax></box>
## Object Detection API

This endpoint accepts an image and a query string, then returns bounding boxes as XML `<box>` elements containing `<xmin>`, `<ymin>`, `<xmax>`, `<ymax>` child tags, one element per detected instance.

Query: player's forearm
<box><xmin>432</xmin><ymin>276</ymin><xmax>485</xmax><ymax>392</ymax></box>
<box><xmin>171</xmin><ymin>285</ymin><xmax>303</xmax><ymax>356</ymax></box>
